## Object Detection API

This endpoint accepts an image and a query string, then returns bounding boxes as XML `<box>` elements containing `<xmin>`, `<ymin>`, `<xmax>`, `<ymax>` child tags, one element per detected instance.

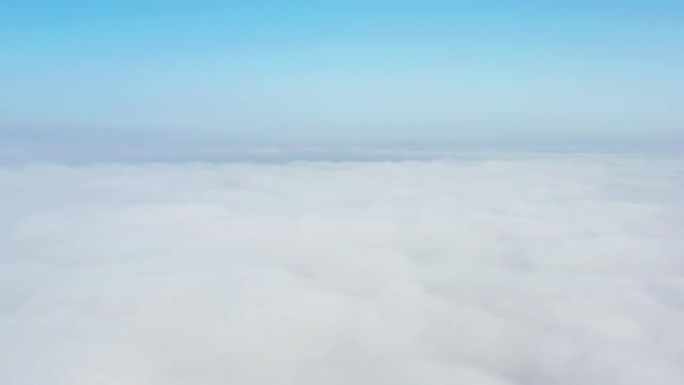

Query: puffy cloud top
<box><xmin>1</xmin><ymin>153</ymin><xmax>683</xmax><ymax>384</ymax></box>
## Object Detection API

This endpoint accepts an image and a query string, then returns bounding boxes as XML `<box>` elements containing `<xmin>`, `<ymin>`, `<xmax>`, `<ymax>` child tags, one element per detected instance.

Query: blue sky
<box><xmin>1</xmin><ymin>1</ymin><xmax>683</xmax><ymax>152</ymax></box>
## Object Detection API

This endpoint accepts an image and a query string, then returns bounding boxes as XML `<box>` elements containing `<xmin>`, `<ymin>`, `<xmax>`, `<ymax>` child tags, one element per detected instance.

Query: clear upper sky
<box><xmin>1</xmin><ymin>1</ymin><xmax>683</xmax><ymax>151</ymax></box>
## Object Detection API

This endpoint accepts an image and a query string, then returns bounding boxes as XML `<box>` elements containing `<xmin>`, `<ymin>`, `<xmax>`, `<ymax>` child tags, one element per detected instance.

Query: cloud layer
<box><xmin>1</xmin><ymin>153</ymin><xmax>683</xmax><ymax>385</ymax></box>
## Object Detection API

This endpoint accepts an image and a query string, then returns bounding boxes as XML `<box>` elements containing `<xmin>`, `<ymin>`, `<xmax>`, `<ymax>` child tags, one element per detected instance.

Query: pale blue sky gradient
<box><xmin>1</xmin><ymin>1</ymin><xmax>683</xmax><ymax>156</ymax></box>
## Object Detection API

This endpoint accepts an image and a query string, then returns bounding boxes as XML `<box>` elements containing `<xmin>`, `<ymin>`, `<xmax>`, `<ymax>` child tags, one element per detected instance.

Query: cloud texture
<box><xmin>1</xmin><ymin>153</ymin><xmax>683</xmax><ymax>384</ymax></box>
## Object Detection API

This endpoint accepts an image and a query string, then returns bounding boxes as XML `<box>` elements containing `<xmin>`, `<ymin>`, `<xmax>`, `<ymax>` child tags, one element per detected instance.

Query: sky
<box><xmin>1</xmin><ymin>1</ymin><xmax>683</xmax><ymax>156</ymax></box>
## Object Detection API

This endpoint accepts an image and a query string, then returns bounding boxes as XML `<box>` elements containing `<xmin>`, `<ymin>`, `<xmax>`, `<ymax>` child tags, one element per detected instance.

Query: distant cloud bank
<box><xmin>1</xmin><ymin>153</ymin><xmax>683</xmax><ymax>384</ymax></box>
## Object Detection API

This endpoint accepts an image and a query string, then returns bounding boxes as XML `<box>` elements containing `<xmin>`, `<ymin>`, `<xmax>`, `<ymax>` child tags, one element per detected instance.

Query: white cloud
<box><xmin>1</xmin><ymin>153</ymin><xmax>683</xmax><ymax>384</ymax></box>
